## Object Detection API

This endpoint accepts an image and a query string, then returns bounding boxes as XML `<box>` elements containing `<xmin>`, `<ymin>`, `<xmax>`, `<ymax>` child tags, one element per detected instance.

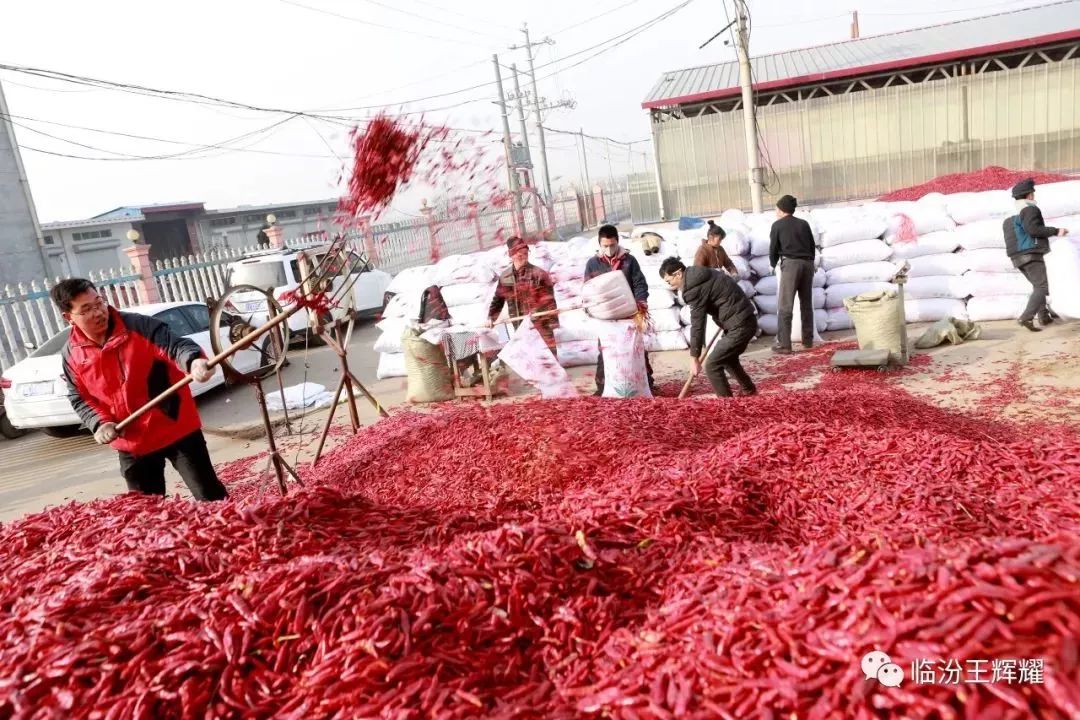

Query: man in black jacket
<box><xmin>769</xmin><ymin>195</ymin><xmax>817</xmax><ymax>353</ymax></box>
<box><xmin>584</xmin><ymin>224</ymin><xmax>654</xmax><ymax>395</ymax></box>
<box><xmin>660</xmin><ymin>258</ymin><xmax>757</xmax><ymax>397</ymax></box>
<box><xmin>1003</xmin><ymin>178</ymin><xmax>1069</xmax><ymax>331</ymax></box>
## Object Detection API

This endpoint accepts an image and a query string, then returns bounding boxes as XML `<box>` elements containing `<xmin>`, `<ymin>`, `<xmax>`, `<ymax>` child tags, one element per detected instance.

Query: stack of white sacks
<box><xmin>373</xmin><ymin>179</ymin><xmax>1080</xmax><ymax>375</ymax></box>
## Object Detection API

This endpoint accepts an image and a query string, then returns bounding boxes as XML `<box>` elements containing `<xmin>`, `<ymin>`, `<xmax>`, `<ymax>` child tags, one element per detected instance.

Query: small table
<box><xmin>440</xmin><ymin>330</ymin><xmax>505</xmax><ymax>402</ymax></box>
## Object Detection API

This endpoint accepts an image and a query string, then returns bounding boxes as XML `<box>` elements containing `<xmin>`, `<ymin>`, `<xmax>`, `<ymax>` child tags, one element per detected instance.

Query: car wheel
<box><xmin>0</xmin><ymin>413</ymin><xmax>28</xmax><ymax>440</ymax></box>
<box><xmin>42</xmin><ymin>425</ymin><xmax>88</xmax><ymax>439</ymax></box>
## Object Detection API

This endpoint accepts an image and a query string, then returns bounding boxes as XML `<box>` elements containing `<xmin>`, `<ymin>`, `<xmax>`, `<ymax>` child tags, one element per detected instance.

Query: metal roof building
<box><xmin>634</xmin><ymin>1</ymin><xmax>1080</xmax><ymax>220</ymax></box>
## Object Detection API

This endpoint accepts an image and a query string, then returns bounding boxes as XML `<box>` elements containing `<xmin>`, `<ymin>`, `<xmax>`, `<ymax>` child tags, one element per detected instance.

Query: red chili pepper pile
<box><xmin>1</xmin><ymin>385</ymin><xmax>1078</xmax><ymax>718</ymax></box>
<box><xmin>878</xmin><ymin>166</ymin><xmax>1070</xmax><ymax>201</ymax></box>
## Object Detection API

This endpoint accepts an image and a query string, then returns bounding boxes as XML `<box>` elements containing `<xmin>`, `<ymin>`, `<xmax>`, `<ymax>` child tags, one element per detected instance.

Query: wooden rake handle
<box><xmin>678</xmin><ymin>326</ymin><xmax>724</xmax><ymax>400</ymax></box>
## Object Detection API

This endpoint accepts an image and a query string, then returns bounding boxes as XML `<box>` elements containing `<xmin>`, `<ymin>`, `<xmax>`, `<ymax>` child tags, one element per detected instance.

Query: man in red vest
<box><xmin>51</xmin><ymin>278</ymin><xmax>227</xmax><ymax>501</ymax></box>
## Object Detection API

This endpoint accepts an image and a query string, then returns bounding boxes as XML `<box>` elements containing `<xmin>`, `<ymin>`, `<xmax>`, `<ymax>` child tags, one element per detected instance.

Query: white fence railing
<box><xmin>0</xmin><ymin>269</ymin><xmax>142</xmax><ymax>372</ymax></box>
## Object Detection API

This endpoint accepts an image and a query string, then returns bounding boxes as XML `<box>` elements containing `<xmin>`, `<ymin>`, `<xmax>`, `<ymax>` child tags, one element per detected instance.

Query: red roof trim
<box><xmin>641</xmin><ymin>29</ymin><xmax>1080</xmax><ymax>109</ymax></box>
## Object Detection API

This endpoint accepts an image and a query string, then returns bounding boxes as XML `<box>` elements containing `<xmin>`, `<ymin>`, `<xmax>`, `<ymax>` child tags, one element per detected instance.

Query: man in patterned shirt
<box><xmin>487</xmin><ymin>236</ymin><xmax>559</xmax><ymax>348</ymax></box>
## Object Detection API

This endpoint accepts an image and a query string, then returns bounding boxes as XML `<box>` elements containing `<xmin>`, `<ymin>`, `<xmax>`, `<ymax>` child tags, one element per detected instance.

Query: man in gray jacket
<box><xmin>660</xmin><ymin>258</ymin><xmax>757</xmax><ymax>397</ymax></box>
<box><xmin>1003</xmin><ymin>178</ymin><xmax>1068</xmax><ymax>331</ymax></box>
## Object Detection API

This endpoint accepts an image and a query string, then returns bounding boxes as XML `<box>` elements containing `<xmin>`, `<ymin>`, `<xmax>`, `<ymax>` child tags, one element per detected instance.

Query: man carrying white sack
<box><xmin>584</xmin><ymin>224</ymin><xmax>655</xmax><ymax>395</ymax></box>
<box><xmin>1004</xmin><ymin>178</ymin><xmax>1068</xmax><ymax>332</ymax></box>
<box><xmin>769</xmin><ymin>195</ymin><xmax>817</xmax><ymax>354</ymax></box>
<box><xmin>660</xmin><ymin>258</ymin><xmax>758</xmax><ymax>397</ymax></box>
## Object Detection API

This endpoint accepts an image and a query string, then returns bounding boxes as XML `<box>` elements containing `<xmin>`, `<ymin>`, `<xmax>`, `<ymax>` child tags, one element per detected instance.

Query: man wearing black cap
<box><xmin>487</xmin><ymin>236</ymin><xmax>558</xmax><ymax>348</ymax></box>
<box><xmin>769</xmin><ymin>195</ymin><xmax>817</xmax><ymax>353</ymax></box>
<box><xmin>1004</xmin><ymin>178</ymin><xmax>1068</xmax><ymax>332</ymax></box>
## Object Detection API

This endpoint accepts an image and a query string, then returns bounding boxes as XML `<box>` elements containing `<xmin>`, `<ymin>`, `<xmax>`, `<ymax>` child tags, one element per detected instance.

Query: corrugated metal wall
<box><xmin>653</xmin><ymin>56</ymin><xmax>1080</xmax><ymax>216</ymax></box>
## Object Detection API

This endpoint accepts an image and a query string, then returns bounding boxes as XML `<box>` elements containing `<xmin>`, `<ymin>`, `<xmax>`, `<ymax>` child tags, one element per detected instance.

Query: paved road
<box><xmin>0</xmin><ymin>319</ymin><xmax>396</xmax><ymax>522</ymax></box>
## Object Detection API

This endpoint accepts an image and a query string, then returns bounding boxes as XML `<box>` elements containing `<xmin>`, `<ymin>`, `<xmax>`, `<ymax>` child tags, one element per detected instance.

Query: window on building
<box><xmin>303</xmin><ymin>206</ymin><xmax>322</xmax><ymax>216</ymax></box>
<box><xmin>72</xmin><ymin>229</ymin><xmax>114</xmax><ymax>241</ymax></box>
<box><xmin>245</xmin><ymin>214</ymin><xmax>264</xmax><ymax>223</ymax></box>
<box><xmin>42</xmin><ymin>234</ymin><xmax>55</xmax><ymax>245</ymax></box>
<box><xmin>276</xmin><ymin>210</ymin><xmax>297</xmax><ymax>219</ymax></box>
<box><xmin>210</xmin><ymin>217</ymin><xmax>237</xmax><ymax>228</ymax></box>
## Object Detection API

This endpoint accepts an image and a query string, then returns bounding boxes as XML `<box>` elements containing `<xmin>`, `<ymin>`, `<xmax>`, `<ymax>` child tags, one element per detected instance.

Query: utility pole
<box><xmin>510</xmin><ymin>64</ymin><xmax>543</xmax><ymax>233</ymax></box>
<box><xmin>493</xmin><ymin>54</ymin><xmax>525</xmax><ymax>235</ymax></box>
<box><xmin>578</xmin><ymin>128</ymin><xmax>591</xmax><ymax>193</ymax></box>
<box><xmin>604</xmin><ymin>138</ymin><xmax>616</xmax><ymax>197</ymax></box>
<box><xmin>514</xmin><ymin>25</ymin><xmax>553</xmax><ymax>205</ymax></box>
<box><xmin>735</xmin><ymin>0</ymin><xmax>764</xmax><ymax>213</ymax></box>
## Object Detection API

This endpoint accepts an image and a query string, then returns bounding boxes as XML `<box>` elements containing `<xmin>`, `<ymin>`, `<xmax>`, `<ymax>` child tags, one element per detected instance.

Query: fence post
<box><xmin>419</xmin><ymin>201</ymin><xmax>441</xmax><ymax>262</ymax></box>
<box><xmin>266</xmin><ymin>223</ymin><xmax>285</xmax><ymax>249</ymax></box>
<box><xmin>357</xmin><ymin>215</ymin><xmax>379</xmax><ymax>266</ymax></box>
<box><xmin>592</xmin><ymin>185</ymin><xmax>606</xmax><ymax>227</ymax></box>
<box><xmin>123</xmin><ymin>243</ymin><xmax>161</xmax><ymax>305</ymax></box>
<box><xmin>467</xmin><ymin>197</ymin><xmax>483</xmax><ymax>250</ymax></box>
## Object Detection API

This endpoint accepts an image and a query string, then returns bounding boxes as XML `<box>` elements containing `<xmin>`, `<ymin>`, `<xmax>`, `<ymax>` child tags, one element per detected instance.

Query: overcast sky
<box><xmin>1</xmin><ymin>0</ymin><xmax>1061</xmax><ymax>222</ymax></box>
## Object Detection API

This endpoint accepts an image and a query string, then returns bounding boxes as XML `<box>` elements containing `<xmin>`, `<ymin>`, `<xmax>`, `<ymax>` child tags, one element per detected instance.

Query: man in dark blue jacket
<box><xmin>584</xmin><ymin>224</ymin><xmax>654</xmax><ymax>395</ymax></box>
<box><xmin>1003</xmin><ymin>178</ymin><xmax>1069</xmax><ymax>331</ymax></box>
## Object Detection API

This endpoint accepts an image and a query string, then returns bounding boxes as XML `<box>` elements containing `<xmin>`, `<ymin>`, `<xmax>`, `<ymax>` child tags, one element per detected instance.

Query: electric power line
<box><xmin>545</xmin><ymin>0</ymin><xmax>649</xmax><ymax>36</ymax></box>
<box><xmin>274</xmin><ymin>0</ymin><xmax>494</xmax><ymax>47</ymax></box>
<box><xmin>348</xmin><ymin>0</ymin><xmax>505</xmax><ymax>41</ymax></box>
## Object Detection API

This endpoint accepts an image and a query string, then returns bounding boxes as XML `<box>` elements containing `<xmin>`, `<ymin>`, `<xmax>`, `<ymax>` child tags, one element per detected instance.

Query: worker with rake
<box><xmin>51</xmin><ymin>278</ymin><xmax>228</xmax><ymax>501</ymax></box>
<box><xmin>585</xmin><ymin>224</ymin><xmax>655</xmax><ymax>395</ymax></box>
<box><xmin>660</xmin><ymin>258</ymin><xmax>758</xmax><ymax>398</ymax></box>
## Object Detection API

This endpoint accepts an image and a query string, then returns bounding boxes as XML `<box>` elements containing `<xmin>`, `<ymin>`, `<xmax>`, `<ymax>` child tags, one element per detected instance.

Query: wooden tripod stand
<box><xmin>311</xmin><ymin>314</ymin><xmax>390</xmax><ymax>466</ymax></box>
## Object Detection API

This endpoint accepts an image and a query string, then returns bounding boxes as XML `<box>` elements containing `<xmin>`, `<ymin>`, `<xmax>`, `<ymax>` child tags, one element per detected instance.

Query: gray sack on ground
<box><xmin>914</xmin><ymin>317</ymin><xmax>982</xmax><ymax>350</ymax></box>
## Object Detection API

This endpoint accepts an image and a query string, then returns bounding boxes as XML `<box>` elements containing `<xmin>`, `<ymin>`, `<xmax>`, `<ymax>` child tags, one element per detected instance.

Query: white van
<box><xmin>223</xmin><ymin>246</ymin><xmax>391</xmax><ymax>341</ymax></box>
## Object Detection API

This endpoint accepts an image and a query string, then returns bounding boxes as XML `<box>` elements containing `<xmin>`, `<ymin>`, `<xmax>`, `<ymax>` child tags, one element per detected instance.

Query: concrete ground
<box><xmin>1</xmin><ymin>316</ymin><xmax>1076</xmax><ymax>523</ymax></box>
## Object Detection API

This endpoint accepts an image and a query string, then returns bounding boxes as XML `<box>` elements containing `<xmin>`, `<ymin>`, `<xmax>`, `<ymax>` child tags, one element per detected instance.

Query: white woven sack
<box><xmin>883</xmin><ymin>203</ymin><xmax>955</xmax><ymax>237</ymax></box>
<box><xmin>1047</xmin><ymin>237</ymin><xmax>1080</xmax><ymax>318</ymax></box>
<box><xmin>434</xmin><ymin>254</ymin><xmax>496</xmax><ymax>286</ymax></box>
<box><xmin>447</xmin><ymin>302</ymin><xmax>488</xmax><ymax>328</ymax></box>
<box><xmin>1036</xmin><ymin>181</ymin><xmax>1080</xmax><ymax>219</ymax></box>
<box><xmin>650</xmin><ymin>306</ymin><xmax>682</xmax><ymax>332</ymax></box>
<box><xmin>750</xmin><ymin>255</ymin><xmax>775</xmax><ymax>277</ymax></box>
<box><xmin>945</xmin><ymin>191</ymin><xmax>1014</xmax><ymax>225</ymax></box>
<box><xmin>721</xmin><ymin>228</ymin><xmax>750</xmax><ymax>257</ymax></box>
<box><xmin>596</xmin><ymin>319</ymin><xmax>652</xmax><ymax>398</ymax></box>
<box><xmin>967</xmin><ymin>295</ymin><xmax>1028</xmax><ymax>322</ymax></box>
<box><xmin>647</xmin><ymin>288</ymin><xmax>676</xmax><ymax>310</ymax></box>
<box><xmin>826</xmin><ymin>307</ymin><xmax>853</xmax><ymax>331</ymax></box>
<box><xmin>904</xmin><ymin>298</ymin><xmax>968</xmax><ymax>323</ymax></box>
<box><xmin>826</xmin><ymin>261</ymin><xmax>899</xmax><ymax>285</ymax></box>
<box><xmin>679</xmin><ymin>303</ymin><xmax>692</xmax><ymax>326</ymax></box>
<box><xmin>387</xmin><ymin>265</ymin><xmax>435</xmax><ymax>295</ymax></box>
<box><xmin>907</xmin><ymin>253</ymin><xmax>970</xmax><ymax>278</ymax></box>
<box><xmin>554</xmin><ymin>325</ymin><xmax>597</xmax><ymax>343</ymax></box>
<box><xmin>756</xmin><ymin>310</ymin><xmax>827</xmax><ymax>336</ymax></box>
<box><xmin>904</xmin><ymin>276</ymin><xmax>969</xmax><ymax>300</ymax></box>
<box><xmin>556</xmin><ymin>340</ymin><xmax>599</xmax><ymax>368</ymax></box>
<box><xmin>582</xmin><ymin>272</ymin><xmax>637</xmax><ymax>320</ymax></box>
<box><xmin>738</xmin><ymin>279</ymin><xmax>756</xmax><ymax>298</ymax></box>
<box><xmin>812</xmin><ymin>208</ymin><xmax>886</xmax><ymax>246</ymax></box>
<box><xmin>382</xmin><ymin>290</ymin><xmax>422</xmax><ymax>320</ymax></box>
<box><xmin>954</xmin><ymin>219</ymin><xmax>1005</xmax><ymax>250</ymax></box>
<box><xmin>826</xmin><ymin>282</ymin><xmax>895</xmax><ymax>309</ymax></box>
<box><xmin>728</xmin><ymin>255</ymin><xmax>752</xmax><ymax>281</ymax></box>
<box><xmin>754</xmin><ymin>288</ymin><xmax>825</xmax><ymax>315</ymax></box>
<box><xmin>962</xmin><ymin>248</ymin><xmax>1015</xmax><ymax>273</ymax></box>
<box><xmin>681</xmin><ymin>315</ymin><xmax>722</xmax><ymax>345</ymax></box>
<box><xmin>675</xmin><ymin>231</ymin><xmax>706</xmax><ymax>261</ymax></box>
<box><xmin>554</xmin><ymin>280</ymin><xmax>583</xmax><ymax>309</ymax></box>
<box><xmin>439</xmin><ymin>282</ymin><xmax>495</xmax><ymax>308</ymax></box>
<box><xmin>748</xmin><ymin>225</ymin><xmax>773</xmax><ymax>257</ymax></box>
<box><xmin>890</xmin><ymin>231</ymin><xmax>960</xmax><ymax>259</ymax></box>
<box><xmin>719</xmin><ymin>208</ymin><xmax>747</xmax><ymax>227</ymax></box>
<box><xmin>821</xmin><ymin>239</ymin><xmax>891</xmax><ymax>271</ymax></box>
<box><xmin>755</xmin><ymin>268</ymin><xmax>825</xmax><ymax>295</ymax></box>
<box><xmin>645</xmin><ymin>330</ymin><xmax>689</xmax><ymax>353</ymax></box>
<box><xmin>373</xmin><ymin>317</ymin><xmax>410</xmax><ymax>354</ymax></box>
<box><xmin>376</xmin><ymin>352</ymin><xmax>406</xmax><ymax>379</ymax></box>
<box><xmin>964</xmin><ymin>271</ymin><xmax>1029</xmax><ymax>297</ymax></box>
